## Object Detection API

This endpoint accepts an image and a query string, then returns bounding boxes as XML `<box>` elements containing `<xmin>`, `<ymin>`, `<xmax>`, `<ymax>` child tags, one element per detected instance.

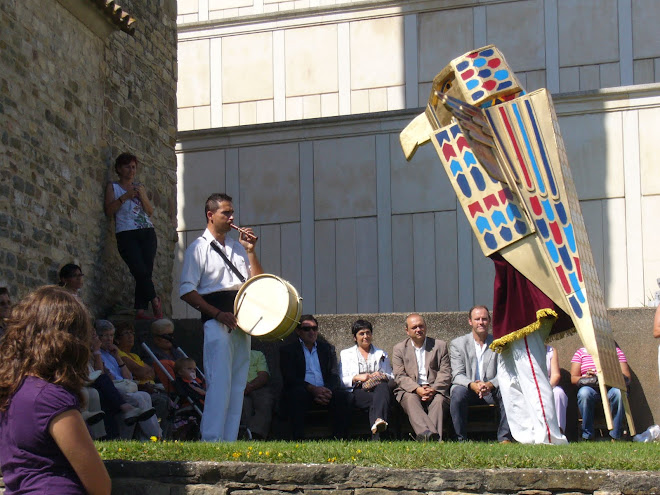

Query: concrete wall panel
<box><xmin>238</xmin><ymin>143</ymin><xmax>301</xmax><ymax>225</ymax></box>
<box><xmin>285</xmin><ymin>25</ymin><xmax>338</xmax><ymax>97</ymax></box>
<box><xmin>222</xmin><ymin>32</ymin><xmax>274</xmax><ymax>103</ymax></box>
<box><xmin>178</xmin><ymin>40</ymin><xmax>211</xmax><ymax>107</ymax></box>
<box><xmin>313</xmin><ymin>136</ymin><xmax>377</xmax><ymax>219</ymax></box>
<box><xmin>486</xmin><ymin>0</ymin><xmax>546</xmax><ymax>72</ymax></box>
<box><xmin>639</xmin><ymin>106</ymin><xmax>660</xmax><ymax>196</ymax></box>
<box><xmin>177</xmin><ymin>150</ymin><xmax>226</xmax><ymax>231</ymax></box>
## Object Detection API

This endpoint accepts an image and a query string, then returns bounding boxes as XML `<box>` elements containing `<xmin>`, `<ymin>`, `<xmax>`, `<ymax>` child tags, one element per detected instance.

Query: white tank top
<box><xmin>112</xmin><ymin>182</ymin><xmax>154</xmax><ymax>233</ymax></box>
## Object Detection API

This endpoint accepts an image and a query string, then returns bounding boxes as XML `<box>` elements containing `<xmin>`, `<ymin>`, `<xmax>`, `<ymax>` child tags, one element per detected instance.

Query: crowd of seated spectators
<box><xmin>0</xmin><ymin>273</ymin><xmax>649</xmax><ymax>443</ymax></box>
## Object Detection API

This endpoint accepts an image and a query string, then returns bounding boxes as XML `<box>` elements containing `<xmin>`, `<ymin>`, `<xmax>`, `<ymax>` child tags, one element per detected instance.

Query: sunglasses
<box><xmin>156</xmin><ymin>333</ymin><xmax>174</xmax><ymax>342</ymax></box>
<box><xmin>299</xmin><ymin>325</ymin><xmax>318</xmax><ymax>332</ymax></box>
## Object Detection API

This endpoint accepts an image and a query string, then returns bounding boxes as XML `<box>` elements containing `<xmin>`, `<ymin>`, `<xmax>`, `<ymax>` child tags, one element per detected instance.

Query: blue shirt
<box><xmin>300</xmin><ymin>338</ymin><xmax>324</xmax><ymax>387</ymax></box>
<box><xmin>100</xmin><ymin>349</ymin><xmax>124</xmax><ymax>380</ymax></box>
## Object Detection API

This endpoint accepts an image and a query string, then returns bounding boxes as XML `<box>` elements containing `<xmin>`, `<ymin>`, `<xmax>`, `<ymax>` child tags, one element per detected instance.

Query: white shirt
<box><xmin>300</xmin><ymin>339</ymin><xmax>324</xmax><ymax>387</ymax></box>
<box><xmin>473</xmin><ymin>337</ymin><xmax>488</xmax><ymax>381</ymax></box>
<box><xmin>413</xmin><ymin>338</ymin><xmax>428</xmax><ymax>385</ymax></box>
<box><xmin>179</xmin><ymin>229</ymin><xmax>250</xmax><ymax>297</ymax></box>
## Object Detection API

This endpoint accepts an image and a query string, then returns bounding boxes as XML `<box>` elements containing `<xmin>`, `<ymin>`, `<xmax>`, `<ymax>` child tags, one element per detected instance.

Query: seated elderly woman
<box><xmin>114</xmin><ymin>320</ymin><xmax>171</xmax><ymax>427</ymax></box>
<box><xmin>94</xmin><ymin>319</ymin><xmax>162</xmax><ymax>440</ymax></box>
<box><xmin>571</xmin><ymin>345</ymin><xmax>631</xmax><ymax>441</ymax></box>
<box><xmin>143</xmin><ymin>318</ymin><xmax>185</xmax><ymax>392</ymax></box>
<box><xmin>338</xmin><ymin>319</ymin><xmax>394</xmax><ymax>440</ymax></box>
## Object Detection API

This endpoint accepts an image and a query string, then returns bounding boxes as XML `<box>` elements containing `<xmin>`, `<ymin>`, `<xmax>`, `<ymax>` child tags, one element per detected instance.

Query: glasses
<box><xmin>219</xmin><ymin>210</ymin><xmax>234</xmax><ymax>217</ymax></box>
<box><xmin>69</xmin><ymin>273</ymin><xmax>84</xmax><ymax>279</ymax></box>
<box><xmin>299</xmin><ymin>325</ymin><xmax>318</xmax><ymax>332</ymax></box>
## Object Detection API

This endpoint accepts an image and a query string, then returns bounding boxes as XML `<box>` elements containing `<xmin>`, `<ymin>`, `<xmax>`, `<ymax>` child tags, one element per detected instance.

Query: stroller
<box><xmin>142</xmin><ymin>343</ymin><xmax>204</xmax><ymax>440</ymax></box>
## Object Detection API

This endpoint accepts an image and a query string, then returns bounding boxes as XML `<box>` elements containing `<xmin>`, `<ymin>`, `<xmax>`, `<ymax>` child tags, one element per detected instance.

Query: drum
<box><xmin>234</xmin><ymin>273</ymin><xmax>302</xmax><ymax>341</ymax></box>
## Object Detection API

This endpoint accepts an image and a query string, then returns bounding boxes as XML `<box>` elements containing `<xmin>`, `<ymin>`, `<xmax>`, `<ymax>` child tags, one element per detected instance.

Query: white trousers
<box><xmin>119</xmin><ymin>390</ymin><xmax>162</xmax><ymax>440</ymax></box>
<box><xmin>497</xmin><ymin>331</ymin><xmax>568</xmax><ymax>444</ymax></box>
<box><xmin>201</xmin><ymin>319</ymin><xmax>250</xmax><ymax>442</ymax></box>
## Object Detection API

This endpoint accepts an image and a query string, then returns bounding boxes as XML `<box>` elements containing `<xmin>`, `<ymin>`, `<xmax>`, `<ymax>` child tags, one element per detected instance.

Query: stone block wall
<box><xmin>0</xmin><ymin>0</ymin><xmax>178</xmax><ymax>316</ymax></box>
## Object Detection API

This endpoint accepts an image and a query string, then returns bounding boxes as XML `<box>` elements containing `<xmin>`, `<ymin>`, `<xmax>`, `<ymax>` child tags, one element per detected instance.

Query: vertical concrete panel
<box><xmin>222</xmin><ymin>32</ymin><xmax>274</xmax><ymax>103</ymax></box>
<box><xmin>210</xmin><ymin>38</ymin><xmax>223</xmax><ymax>127</ymax></box>
<box><xmin>639</xmin><ymin>107</ymin><xmax>660</xmax><ymax>196</ymax></box>
<box><xmin>404</xmin><ymin>14</ymin><xmax>418</xmax><ymax>109</ymax></box>
<box><xmin>471</xmin><ymin>235</ymin><xmax>495</xmax><ymax>308</ymax></box>
<box><xmin>285</xmin><ymin>25</ymin><xmax>338</xmax><ymax>97</ymax></box>
<box><xmin>631</xmin><ymin>0</ymin><xmax>660</xmax><ymax>59</ymax></box>
<box><xmin>274</xmin><ymin>30</ymin><xmax>286</xmax><ymax>121</ymax></box>
<box><xmin>178</xmin><ymin>39</ymin><xmax>211</xmax><ymax>107</ymax></box>
<box><xmin>377</xmin><ymin>135</ymin><xmax>393</xmax><ymax>312</ymax></box>
<box><xmin>544</xmin><ymin>0</ymin><xmax>560</xmax><ymax>93</ymax></box>
<box><xmin>314</xmin><ymin>136</ymin><xmax>376</xmax><ymax>220</ymax></box>
<box><xmin>603</xmin><ymin>198</ymin><xmax>629</xmax><ymax>307</ymax></box>
<box><xmin>350</xmin><ymin>17</ymin><xmax>405</xmax><ymax>90</ymax></box>
<box><xmin>580</xmin><ymin>199</ymin><xmax>606</xmax><ymax>291</ymax></box>
<box><xmin>280</xmin><ymin>223</ymin><xmax>302</xmax><ymax>296</ymax></box>
<box><xmin>413</xmin><ymin>212</ymin><xmax>437</xmax><ymax>311</ymax></box>
<box><xmin>418</xmin><ymin>8</ymin><xmax>474</xmax><ymax>84</ymax></box>
<box><xmin>338</xmin><ymin>22</ymin><xmax>351</xmax><ymax>115</ymax></box>
<box><xmin>300</xmin><ymin>141</ymin><xmax>315</xmax><ymax>313</ymax></box>
<box><xmin>177</xmin><ymin>150</ymin><xmax>226</xmax><ymax>231</ymax></box>
<box><xmin>618</xmin><ymin>0</ymin><xmax>634</xmax><ymax>86</ymax></box>
<box><xmin>171</xmin><ymin>231</ymin><xmax>189</xmax><ymax>319</ymax></box>
<box><xmin>642</xmin><ymin>195</ymin><xmax>660</xmax><ymax>300</ymax></box>
<box><xmin>486</xmin><ymin>0</ymin><xmax>546</xmax><ymax>71</ymax></box>
<box><xmin>456</xmin><ymin>202</ymin><xmax>474</xmax><ymax>311</ymax></box>
<box><xmin>356</xmin><ymin>216</ymin><xmax>379</xmax><ymax>313</ymax></box>
<box><xmin>238</xmin><ymin>143</ymin><xmax>300</xmax><ymax>225</ymax></box>
<box><xmin>558</xmin><ymin>0</ymin><xmax>619</xmax><ymax>67</ymax></box>
<box><xmin>315</xmin><ymin>220</ymin><xmax>336</xmax><ymax>314</ymax></box>
<box><xmin>435</xmin><ymin>211</ymin><xmax>459</xmax><ymax>311</ymax></box>
<box><xmin>392</xmin><ymin>214</ymin><xmax>414</xmax><ymax>312</ymax></box>
<box><xmin>259</xmin><ymin>224</ymin><xmax>282</xmax><ymax>276</ymax></box>
<box><xmin>335</xmin><ymin>219</ymin><xmax>358</xmax><ymax>314</ymax></box>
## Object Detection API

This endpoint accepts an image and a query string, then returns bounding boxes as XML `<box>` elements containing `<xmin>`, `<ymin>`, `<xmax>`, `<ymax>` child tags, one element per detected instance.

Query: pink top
<box><xmin>571</xmin><ymin>347</ymin><xmax>626</xmax><ymax>376</ymax></box>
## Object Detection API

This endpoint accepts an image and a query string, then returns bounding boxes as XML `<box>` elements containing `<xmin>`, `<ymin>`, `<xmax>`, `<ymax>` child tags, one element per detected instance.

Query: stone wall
<box><xmin>0</xmin><ymin>0</ymin><xmax>178</xmax><ymax>316</ymax></box>
<box><xmin>106</xmin><ymin>461</ymin><xmax>660</xmax><ymax>494</ymax></box>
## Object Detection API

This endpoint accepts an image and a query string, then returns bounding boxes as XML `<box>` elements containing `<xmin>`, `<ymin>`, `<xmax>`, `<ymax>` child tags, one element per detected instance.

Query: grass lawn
<box><xmin>98</xmin><ymin>439</ymin><xmax>660</xmax><ymax>471</ymax></box>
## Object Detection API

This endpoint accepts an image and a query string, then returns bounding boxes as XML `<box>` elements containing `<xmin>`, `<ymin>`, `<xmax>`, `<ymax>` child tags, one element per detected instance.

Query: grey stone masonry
<box><xmin>0</xmin><ymin>0</ymin><xmax>178</xmax><ymax>316</ymax></box>
<box><xmin>102</xmin><ymin>462</ymin><xmax>660</xmax><ymax>494</ymax></box>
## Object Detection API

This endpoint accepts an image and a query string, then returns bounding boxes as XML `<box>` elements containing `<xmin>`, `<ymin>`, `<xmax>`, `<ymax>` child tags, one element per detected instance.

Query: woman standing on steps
<box><xmin>104</xmin><ymin>152</ymin><xmax>162</xmax><ymax>320</ymax></box>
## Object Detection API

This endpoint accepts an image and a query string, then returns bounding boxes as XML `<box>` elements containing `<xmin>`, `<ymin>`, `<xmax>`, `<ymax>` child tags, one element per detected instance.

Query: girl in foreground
<box><xmin>0</xmin><ymin>286</ymin><xmax>111</xmax><ymax>494</ymax></box>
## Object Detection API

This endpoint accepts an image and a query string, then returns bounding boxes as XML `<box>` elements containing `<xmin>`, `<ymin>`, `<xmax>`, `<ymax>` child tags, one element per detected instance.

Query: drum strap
<box><xmin>210</xmin><ymin>241</ymin><xmax>246</xmax><ymax>283</ymax></box>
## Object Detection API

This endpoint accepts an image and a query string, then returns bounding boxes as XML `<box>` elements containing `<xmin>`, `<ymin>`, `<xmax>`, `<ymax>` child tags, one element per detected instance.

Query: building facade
<box><xmin>174</xmin><ymin>0</ymin><xmax>660</xmax><ymax>317</ymax></box>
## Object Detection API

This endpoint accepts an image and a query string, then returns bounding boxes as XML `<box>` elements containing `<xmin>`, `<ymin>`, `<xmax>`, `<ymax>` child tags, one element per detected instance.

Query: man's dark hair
<box><xmin>468</xmin><ymin>305</ymin><xmax>491</xmax><ymax>320</ymax></box>
<box><xmin>298</xmin><ymin>314</ymin><xmax>318</xmax><ymax>327</ymax></box>
<box><xmin>58</xmin><ymin>263</ymin><xmax>81</xmax><ymax>285</ymax></box>
<box><xmin>351</xmin><ymin>319</ymin><xmax>373</xmax><ymax>337</ymax></box>
<box><xmin>204</xmin><ymin>193</ymin><xmax>233</xmax><ymax>221</ymax></box>
<box><xmin>0</xmin><ymin>287</ymin><xmax>8</xmax><ymax>297</ymax></box>
<box><xmin>114</xmin><ymin>152</ymin><xmax>138</xmax><ymax>173</ymax></box>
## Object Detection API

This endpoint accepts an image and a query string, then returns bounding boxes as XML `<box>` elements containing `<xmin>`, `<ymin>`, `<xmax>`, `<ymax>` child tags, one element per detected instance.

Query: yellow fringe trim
<box><xmin>489</xmin><ymin>308</ymin><xmax>560</xmax><ymax>353</ymax></box>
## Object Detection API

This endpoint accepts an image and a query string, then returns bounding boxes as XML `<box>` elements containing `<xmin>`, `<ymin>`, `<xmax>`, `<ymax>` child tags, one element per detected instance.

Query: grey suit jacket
<box><xmin>392</xmin><ymin>336</ymin><xmax>451</xmax><ymax>402</ymax></box>
<box><xmin>449</xmin><ymin>332</ymin><xmax>499</xmax><ymax>393</ymax></box>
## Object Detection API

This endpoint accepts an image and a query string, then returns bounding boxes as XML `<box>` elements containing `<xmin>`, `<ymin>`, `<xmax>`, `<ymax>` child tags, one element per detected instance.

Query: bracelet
<box><xmin>214</xmin><ymin>310</ymin><xmax>222</xmax><ymax>319</ymax></box>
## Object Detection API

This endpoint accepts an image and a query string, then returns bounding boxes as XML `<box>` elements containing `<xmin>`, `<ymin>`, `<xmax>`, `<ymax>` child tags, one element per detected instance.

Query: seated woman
<box><xmin>571</xmin><ymin>345</ymin><xmax>631</xmax><ymax>441</ymax></box>
<box><xmin>114</xmin><ymin>320</ymin><xmax>171</xmax><ymax>428</ymax></box>
<box><xmin>546</xmin><ymin>346</ymin><xmax>568</xmax><ymax>434</ymax></box>
<box><xmin>94</xmin><ymin>320</ymin><xmax>162</xmax><ymax>440</ymax></box>
<box><xmin>338</xmin><ymin>319</ymin><xmax>394</xmax><ymax>440</ymax></box>
<box><xmin>59</xmin><ymin>263</ymin><xmax>84</xmax><ymax>295</ymax></box>
<box><xmin>0</xmin><ymin>285</ymin><xmax>111</xmax><ymax>495</ymax></box>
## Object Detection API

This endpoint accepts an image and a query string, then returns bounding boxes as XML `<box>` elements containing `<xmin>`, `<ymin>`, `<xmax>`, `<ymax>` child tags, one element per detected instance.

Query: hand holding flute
<box><xmin>231</xmin><ymin>223</ymin><xmax>258</xmax><ymax>243</ymax></box>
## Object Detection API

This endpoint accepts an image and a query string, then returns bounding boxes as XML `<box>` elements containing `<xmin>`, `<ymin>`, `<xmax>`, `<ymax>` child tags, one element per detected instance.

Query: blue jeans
<box><xmin>577</xmin><ymin>386</ymin><xmax>624</xmax><ymax>439</ymax></box>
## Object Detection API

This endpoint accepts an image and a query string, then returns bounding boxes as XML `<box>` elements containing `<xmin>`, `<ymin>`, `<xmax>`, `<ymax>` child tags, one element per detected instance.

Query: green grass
<box><xmin>97</xmin><ymin>439</ymin><xmax>660</xmax><ymax>471</ymax></box>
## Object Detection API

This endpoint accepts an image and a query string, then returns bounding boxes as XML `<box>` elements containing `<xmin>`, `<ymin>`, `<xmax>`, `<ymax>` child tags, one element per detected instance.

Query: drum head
<box><xmin>235</xmin><ymin>275</ymin><xmax>298</xmax><ymax>338</ymax></box>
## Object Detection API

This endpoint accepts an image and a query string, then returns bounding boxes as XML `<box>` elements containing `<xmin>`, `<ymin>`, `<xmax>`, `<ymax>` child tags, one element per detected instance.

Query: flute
<box><xmin>231</xmin><ymin>223</ymin><xmax>258</xmax><ymax>241</ymax></box>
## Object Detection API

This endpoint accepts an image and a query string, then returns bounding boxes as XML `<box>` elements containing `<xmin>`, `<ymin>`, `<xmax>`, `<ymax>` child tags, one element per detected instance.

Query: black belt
<box><xmin>200</xmin><ymin>291</ymin><xmax>238</xmax><ymax>323</ymax></box>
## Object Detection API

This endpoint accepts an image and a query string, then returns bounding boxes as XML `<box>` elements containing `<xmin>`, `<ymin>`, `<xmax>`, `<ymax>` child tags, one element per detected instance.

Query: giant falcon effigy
<box><xmin>400</xmin><ymin>45</ymin><xmax>634</xmax><ymax>440</ymax></box>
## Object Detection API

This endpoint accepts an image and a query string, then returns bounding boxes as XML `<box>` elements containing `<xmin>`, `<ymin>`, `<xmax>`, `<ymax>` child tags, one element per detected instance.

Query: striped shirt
<box><xmin>571</xmin><ymin>347</ymin><xmax>627</xmax><ymax>376</ymax></box>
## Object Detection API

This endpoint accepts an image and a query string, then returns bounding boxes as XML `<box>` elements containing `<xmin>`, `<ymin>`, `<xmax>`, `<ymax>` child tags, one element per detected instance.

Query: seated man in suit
<box><xmin>449</xmin><ymin>305</ymin><xmax>512</xmax><ymax>442</ymax></box>
<box><xmin>279</xmin><ymin>314</ymin><xmax>351</xmax><ymax>440</ymax></box>
<box><xmin>392</xmin><ymin>313</ymin><xmax>451</xmax><ymax>441</ymax></box>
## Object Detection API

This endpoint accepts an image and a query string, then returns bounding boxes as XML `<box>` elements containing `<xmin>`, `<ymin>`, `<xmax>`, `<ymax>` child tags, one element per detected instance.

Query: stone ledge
<box><xmin>102</xmin><ymin>461</ymin><xmax>660</xmax><ymax>494</ymax></box>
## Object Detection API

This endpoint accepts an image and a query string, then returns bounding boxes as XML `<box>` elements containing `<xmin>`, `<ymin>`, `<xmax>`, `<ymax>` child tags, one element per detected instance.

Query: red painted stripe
<box><xmin>456</xmin><ymin>136</ymin><xmax>469</xmax><ymax>151</ymax></box>
<box><xmin>574</xmin><ymin>257</ymin><xmax>583</xmax><ymax>282</ymax></box>
<box><xmin>498</xmin><ymin>107</ymin><xmax>532</xmax><ymax>188</ymax></box>
<box><xmin>555</xmin><ymin>266</ymin><xmax>571</xmax><ymax>293</ymax></box>
<box><xmin>529</xmin><ymin>196</ymin><xmax>542</xmax><ymax>216</ymax></box>
<box><xmin>549</xmin><ymin>221</ymin><xmax>562</xmax><ymax>244</ymax></box>
<box><xmin>483</xmin><ymin>193</ymin><xmax>499</xmax><ymax>210</ymax></box>
<box><xmin>524</xmin><ymin>336</ymin><xmax>552</xmax><ymax>444</ymax></box>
